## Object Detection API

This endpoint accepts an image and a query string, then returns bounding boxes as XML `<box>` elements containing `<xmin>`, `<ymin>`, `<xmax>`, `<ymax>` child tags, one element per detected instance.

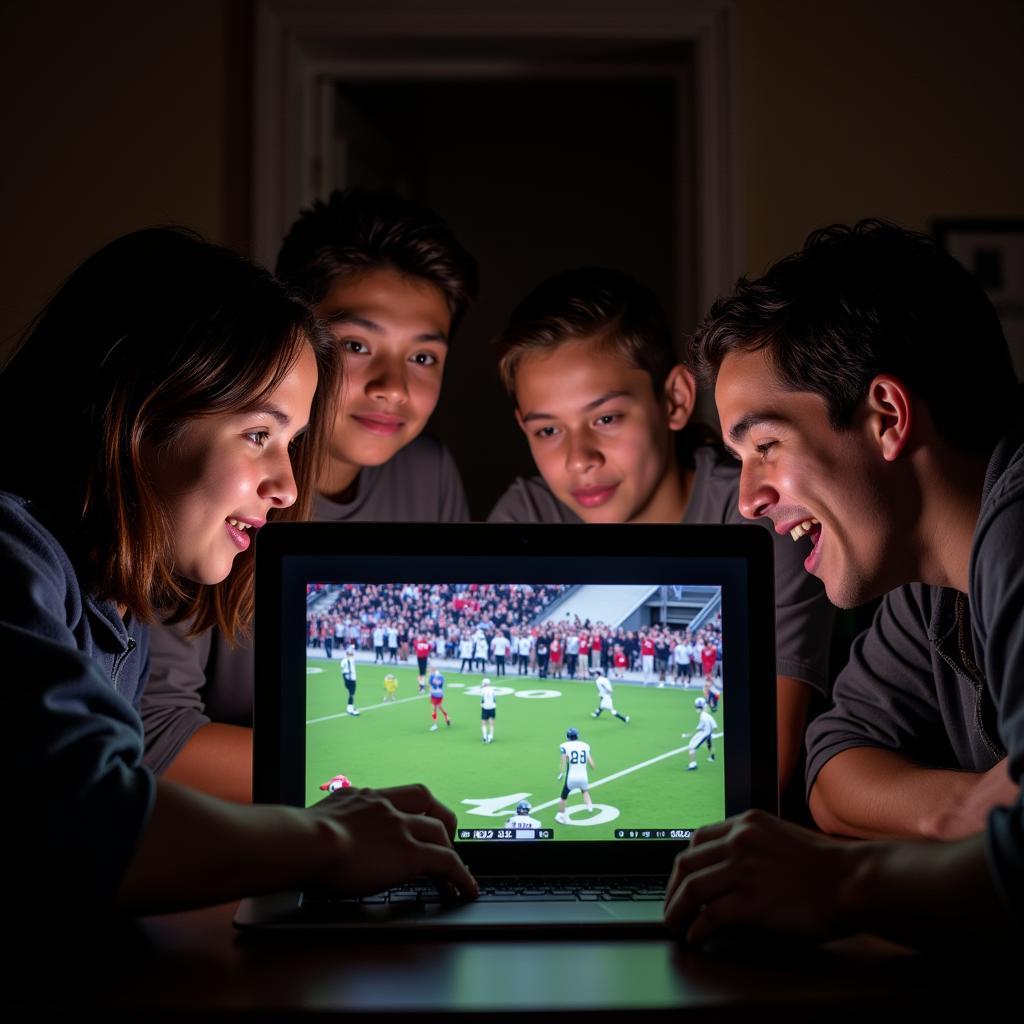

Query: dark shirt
<box><xmin>0</xmin><ymin>493</ymin><xmax>154</xmax><ymax>913</ymax></box>
<box><xmin>806</xmin><ymin>585</ymin><xmax>1004</xmax><ymax>789</ymax></box>
<box><xmin>806</xmin><ymin>417</ymin><xmax>1024</xmax><ymax>925</ymax></box>
<box><xmin>972</xmin><ymin>419</ymin><xmax>1024</xmax><ymax>919</ymax></box>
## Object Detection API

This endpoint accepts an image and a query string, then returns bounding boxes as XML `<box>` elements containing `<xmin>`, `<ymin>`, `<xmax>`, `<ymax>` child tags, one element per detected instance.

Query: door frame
<box><xmin>253</xmin><ymin>0</ymin><xmax>739</xmax><ymax>325</ymax></box>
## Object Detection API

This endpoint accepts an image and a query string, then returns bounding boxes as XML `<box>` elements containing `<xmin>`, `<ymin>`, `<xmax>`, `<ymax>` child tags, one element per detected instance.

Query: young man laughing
<box><xmin>664</xmin><ymin>220</ymin><xmax>1022</xmax><ymax>947</ymax></box>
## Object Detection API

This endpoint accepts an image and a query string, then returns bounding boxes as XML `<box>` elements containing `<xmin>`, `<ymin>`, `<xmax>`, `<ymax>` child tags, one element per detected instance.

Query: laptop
<box><xmin>235</xmin><ymin>522</ymin><xmax>776</xmax><ymax>934</ymax></box>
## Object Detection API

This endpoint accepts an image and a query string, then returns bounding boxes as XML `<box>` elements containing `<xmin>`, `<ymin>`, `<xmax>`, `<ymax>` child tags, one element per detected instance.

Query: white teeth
<box><xmin>789</xmin><ymin>518</ymin><xmax>820</xmax><ymax>542</ymax></box>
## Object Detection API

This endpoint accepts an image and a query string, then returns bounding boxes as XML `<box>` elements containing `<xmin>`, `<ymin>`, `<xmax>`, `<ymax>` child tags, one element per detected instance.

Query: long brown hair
<box><xmin>0</xmin><ymin>228</ymin><xmax>340</xmax><ymax>639</ymax></box>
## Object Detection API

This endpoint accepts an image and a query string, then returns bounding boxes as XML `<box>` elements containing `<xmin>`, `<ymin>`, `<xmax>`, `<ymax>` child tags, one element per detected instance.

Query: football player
<box><xmin>555</xmin><ymin>727</ymin><xmax>596</xmax><ymax>823</ymax></box>
<box><xmin>480</xmin><ymin>677</ymin><xmax>497</xmax><ymax>743</ymax></box>
<box><xmin>505</xmin><ymin>800</ymin><xmax>542</xmax><ymax>830</ymax></box>
<box><xmin>341</xmin><ymin>645</ymin><xmax>360</xmax><ymax>716</ymax></box>
<box><xmin>414</xmin><ymin>633</ymin><xmax>433</xmax><ymax>692</ymax></box>
<box><xmin>428</xmin><ymin>668</ymin><xmax>451</xmax><ymax>731</ymax></box>
<box><xmin>591</xmin><ymin>673</ymin><xmax>630</xmax><ymax>724</ymax></box>
<box><xmin>686</xmin><ymin>697</ymin><xmax>716</xmax><ymax>770</ymax></box>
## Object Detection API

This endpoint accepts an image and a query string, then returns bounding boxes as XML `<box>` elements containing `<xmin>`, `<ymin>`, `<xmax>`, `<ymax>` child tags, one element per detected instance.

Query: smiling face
<box><xmin>317</xmin><ymin>267</ymin><xmax>451</xmax><ymax>496</ymax></box>
<box><xmin>151</xmin><ymin>343</ymin><xmax>318</xmax><ymax>585</ymax></box>
<box><xmin>513</xmin><ymin>337</ymin><xmax>691</xmax><ymax>523</ymax></box>
<box><xmin>714</xmin><ymin>347</ymin><xmax>905</xmax><ymax>608</ymax></box>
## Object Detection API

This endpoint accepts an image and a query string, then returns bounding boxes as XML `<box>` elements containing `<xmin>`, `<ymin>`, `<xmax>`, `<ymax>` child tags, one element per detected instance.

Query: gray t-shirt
<box><xmin>972</xmin><ymin>419</ymin><xmax>1024</xmax><ymax>918</ymax></box>
<box><xmin>487</xmin><ymin>445</ymin><xmax>834</xmax><ymax>693</ymax></box>
<box><xmin>805</xmin><ymin>584</ymin><xmax>1005</xmax><ymax>794</ymax></box>
<box><xmin>142</xmin><ymin>435</ymin><xmax>468</xmax><ymax>773</ymax></box>
<box><xmin>805</xmin><ymin>416</ymin><xmax>1024</xmax><ymax>923</ymax></box>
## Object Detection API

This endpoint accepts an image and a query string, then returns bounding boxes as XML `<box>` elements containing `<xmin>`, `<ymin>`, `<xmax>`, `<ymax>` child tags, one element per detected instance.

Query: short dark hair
<box><xmin>689</xmin><ymin>220</ymin><xmax>1017</xmax><ymax>454</ymax></box>
<box><xmin>0</xmin><ymin>228</ymin><xmax>340</xmax><ymax>638</ymax></box>
<box><xmin>495</xmin><ymin>267</ymin><xmax>676</xmax><ymax>399</ymax></box>
<box><xmin>276</xmin><ymin>187</ymin><xmax>478</xmax><ymax>336</ymax></box>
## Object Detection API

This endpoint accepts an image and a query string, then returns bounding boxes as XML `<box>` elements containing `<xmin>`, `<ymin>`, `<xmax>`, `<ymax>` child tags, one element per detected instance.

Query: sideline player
<box><xmin>686</xmin><ymin>697</ymin><xmax>716</xmax><ymax>771</ymax></box>
<box><xmin>341</xmin><ymin>645</ymin><xmax>360</xmax><ymax>716</ymax></box>
<box><xmin>555</xmin><ymin>727</ymin><xmax>596</xmax><ymax>823</ymax></box>
<box><xmin>480</xmin><ymin>677</ymin><xmax>497</xmax><ymax>743</ymax></box>
<box><xmin>473</xmin><ymin>631</ymin><xmax>489</xmax><ymax>673</ymax></box>
<box><xmin>428</xmin><ymin>667</ymin><xmax>451</xmax><ymax>731</ymax></box>
<box><xmin>459</xmin><ymin>632</ymin><xmax>474</xmax><ymax>673</ymax></box>
<box><xmin>506</xmin><ymin>800</ymin><xmax>542</xmax><ymax>830</ymax></box>
<box><xmin>414</xmin><ymin>633</ymin><xmax>433</xmax><ymax>693</ymax></box>
<box><xmin>491</xmin><ymin>631</ymin><xmax>510</xmax><ymax>677</ymax></box>
<box><xmin>591</xmin><ymin>673</ymin><xmax>629</xmax><ymax>724</ymax></box>
<box><xmin>382</xmin><ymin>672</ymin><xmax>398</xmax><ymax>702</ymax></box>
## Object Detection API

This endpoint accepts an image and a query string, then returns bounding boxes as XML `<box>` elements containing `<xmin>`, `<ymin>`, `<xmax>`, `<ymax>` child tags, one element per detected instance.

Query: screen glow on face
<box><xmin>303</xmin><ymin>581</ymin><xmax>725</xmax><ymax>841</ymax></box>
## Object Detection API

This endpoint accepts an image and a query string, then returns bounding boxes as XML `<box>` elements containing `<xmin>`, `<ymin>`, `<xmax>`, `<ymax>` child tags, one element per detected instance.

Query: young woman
<box><xmin>0</xmin><ymin>227</ymin><xmax>476</xmax><ymax>917</ymax></box>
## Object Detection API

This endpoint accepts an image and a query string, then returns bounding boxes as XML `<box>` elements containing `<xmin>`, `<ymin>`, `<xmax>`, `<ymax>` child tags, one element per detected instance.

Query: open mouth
<box><xmin>790</xmin><ymin>518</ymin><xmax>824</xmax><ymax>573</ymax></box>
<box><xmin>789</xmin><ymin>517</ymin><xmax>819</xmax><ymax>541</ymax></box>
<box><xmin>225</xmin><ymin>518</ymin><xmax>253</xmax><ymax>551</ymax></box>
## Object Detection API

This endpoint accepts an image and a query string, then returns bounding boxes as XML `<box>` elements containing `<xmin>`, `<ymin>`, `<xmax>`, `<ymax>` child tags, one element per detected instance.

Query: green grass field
<box><xmin>304</xmin><ymin>660</ymin><xmax>724</xmax><ymax>841</ymax></box>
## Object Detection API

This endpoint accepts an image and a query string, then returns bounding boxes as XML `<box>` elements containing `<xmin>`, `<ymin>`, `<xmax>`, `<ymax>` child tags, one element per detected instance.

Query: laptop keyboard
<box><xmin>303</xmin><ymin>876</ymin><xmax>666</xmax><ymax>907</ymax></box>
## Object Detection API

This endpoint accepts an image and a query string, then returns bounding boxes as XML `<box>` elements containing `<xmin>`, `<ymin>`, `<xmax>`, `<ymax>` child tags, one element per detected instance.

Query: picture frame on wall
<box><xmin>934</xmin><ymin>218</ymin><xmax>1024</xmax><ymax>380</ymax></box>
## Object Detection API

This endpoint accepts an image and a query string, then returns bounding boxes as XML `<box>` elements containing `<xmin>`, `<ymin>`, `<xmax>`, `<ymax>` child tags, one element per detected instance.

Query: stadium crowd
<box><xmin>306</xmin><ymin>583</ymin><xmax>724</xmax><ymax>686</ymax></box>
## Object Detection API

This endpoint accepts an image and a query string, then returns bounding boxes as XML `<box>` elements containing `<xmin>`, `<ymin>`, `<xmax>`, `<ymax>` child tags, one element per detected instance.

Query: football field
<box><xmin>305</xmin><ymin>659</ymin><xmax>725</xmax><ymax>841</ymax></box>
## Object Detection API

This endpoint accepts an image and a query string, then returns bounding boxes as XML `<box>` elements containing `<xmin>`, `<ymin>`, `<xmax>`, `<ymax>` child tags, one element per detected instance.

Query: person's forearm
<box><xmin>838</xmin><ymin>833</ymin><xmax>1008</xmax><ymax>947</ymax></box>
<box><xmin>116</xmin><ymin>779</ymin><xmax>332</xmax><ymax>914</ymax></box>
<box><xmin>162</xmin><ymin>722</ymin><xmax>253</xmax><ymax>803</ymax></box>
<box><xmin>810</xmin><ymin>747</ymin><xmax>979</xmax><ymax>839</ymax></box>
<box><xmin>776</xmin><ymin>675</ymin><xmax>811</xmax><ymax>792</ymax></box>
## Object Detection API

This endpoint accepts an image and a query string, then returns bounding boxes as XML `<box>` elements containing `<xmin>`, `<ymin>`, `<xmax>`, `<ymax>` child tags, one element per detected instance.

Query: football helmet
<box><xmin>320</xmin><ymin>774</ymin><xmax>352</xmax><ymax>793</ymax></box>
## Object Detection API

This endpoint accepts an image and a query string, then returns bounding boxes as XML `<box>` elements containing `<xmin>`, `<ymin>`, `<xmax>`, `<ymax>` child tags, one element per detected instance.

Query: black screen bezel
<box><xmin>254</xmin><ymin>522</ymin><xmax>777</xmax><ymax>876</ymax></box>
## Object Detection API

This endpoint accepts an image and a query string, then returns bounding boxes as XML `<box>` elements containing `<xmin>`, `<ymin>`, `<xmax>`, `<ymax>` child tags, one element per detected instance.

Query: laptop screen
<box><xmin>255</xmin><ymin>523</ymin><xmax>777</xmax><ymax>872</ymax></box>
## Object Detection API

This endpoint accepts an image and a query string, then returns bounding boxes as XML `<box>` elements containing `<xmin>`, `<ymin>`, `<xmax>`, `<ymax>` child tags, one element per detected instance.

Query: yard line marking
<box><xmin>307</xmin><ymin>692</ymin><xmax>426</xmax><ymax>724</ymax></box>
<box><xmin>528</xmin><ymin>736</ymin><xmax>723</xmax><ymax>813</ymax></box>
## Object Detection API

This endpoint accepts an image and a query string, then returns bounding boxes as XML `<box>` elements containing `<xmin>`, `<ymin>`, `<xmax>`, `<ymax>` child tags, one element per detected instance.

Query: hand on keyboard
<box><xmin>305</xmin><ymin>784</ymin><xmax>479</xmax><ymax>902</ymax></box>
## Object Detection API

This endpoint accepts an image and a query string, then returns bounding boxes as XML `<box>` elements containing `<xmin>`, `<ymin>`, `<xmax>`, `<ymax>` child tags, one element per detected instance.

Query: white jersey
<box><xmin>474</xmin><ymin>638</ymin><xmax>488</xmax><ymax>658</ymax></box>
<box><xmin>505</xmin><ymin>813</ymin><xmax>542</xmax><ymax>830</ymax></box>
<box><xmin>373</xmin><ymin>627</ymin><xmax>385</xmax><ymax>647</ymax></box>
<box><xmin>560</xmin><ymin>739</ymin><xmax>591</xmax><ymax>788</ymax></box>
<box><xmin>340</xmin><ymin>656</ymin><xmax>357</xmax><ymax>680</ymax></box>
<box><xmin>480</xmin><ymin>686</ymin><xmax>497</xmax><ymax>711</ymax></box>
<box><xmin>517</xmin><ymin>635</ymin><xmax>533</xmax><ymax>656</ymax></box>
<box><xmin>595</xmin><ymin>676</ymin><xmax>613</xmax><ymax>697</ymax></box>
<box><xmin>491</xmin><ymin>635</ymin><xmax>510</xmax><ymax>657</ymax></box>
<box><xmin>334</xmin><ymin>622</ymin><xmax>344</xmax><ymax>640</ymax></box>
<box><xmin>459</xmin><ymin>638</ymin><xmax>473</xmax><ymax>658</ymax></box>
<box><xmin>673</xmin><ymin>643</ymin><xmax>687</xmax><ymax>665</ymax></box>
<box><xmin>695</xmin><ymin>709</ymin><xmax>715</xmax><ymax>739</ymax></box>
<box><xmin>565</xmin><ymin>635</ymin><xmax>580</xmax><ymax>655</ymax></box>
<box><xmin>387</xmin><ymin>627</ymin><xmax>398</xmax><ymax>647</ymax></box>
